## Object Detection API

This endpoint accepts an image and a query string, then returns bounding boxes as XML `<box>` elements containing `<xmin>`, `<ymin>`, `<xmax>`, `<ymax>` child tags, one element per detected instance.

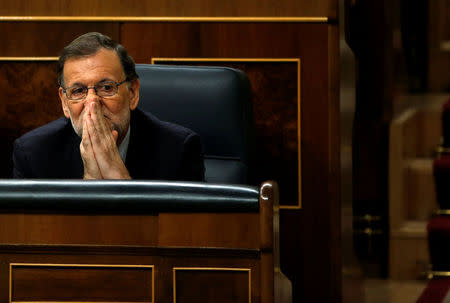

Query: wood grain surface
<box><xmin>0</xmin><ymin>17</ymin><xmax>340</xmax><ymax>303</ymax></box>
<box><xmin>0</xmin><ymin>0</ymin><xmax>337</xmax><ymax>18</ymax></box>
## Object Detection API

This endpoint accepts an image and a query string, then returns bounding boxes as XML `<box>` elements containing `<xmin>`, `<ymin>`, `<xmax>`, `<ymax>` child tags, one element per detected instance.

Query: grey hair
<box><xmin>57</xmin><ymin>32</ymin><xmax>138</xmax><ymax>87</ymax></box>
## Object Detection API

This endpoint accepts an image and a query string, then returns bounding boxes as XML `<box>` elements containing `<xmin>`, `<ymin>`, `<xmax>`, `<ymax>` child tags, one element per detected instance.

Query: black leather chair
<box><xmin>136</xmin><ymin>64</ymin><xmax>254</xmax><ymax>184</ymax></box>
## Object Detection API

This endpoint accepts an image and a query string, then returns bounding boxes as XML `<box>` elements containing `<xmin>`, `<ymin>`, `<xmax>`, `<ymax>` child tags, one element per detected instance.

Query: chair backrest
<box><xmin>136</xmin><ymin>64</ymin><xmax>254</xmax><ymax>184</ymax></box>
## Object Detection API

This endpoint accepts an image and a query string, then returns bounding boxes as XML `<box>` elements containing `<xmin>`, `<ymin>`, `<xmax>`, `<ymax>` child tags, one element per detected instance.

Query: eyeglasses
<box><xmin>62</xmin><ymin>79</ymin><xmax>128</xmax><ymax>101</ymax></box>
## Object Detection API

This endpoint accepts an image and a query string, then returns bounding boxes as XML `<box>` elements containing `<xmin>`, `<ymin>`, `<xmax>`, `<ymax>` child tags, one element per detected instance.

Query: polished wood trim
<box><xmin>152</xmin><ymin>57</ymin><xmax>302</xmax><ymax>209</ymax></box>
<box><xmin>259</xmin><ymin>181</ymin><xmax>275</xmax><ymax>303</ymax></box>
<box><xmin>9</xmin><ymin>263</ymin><xmax>154</xmax><ymax>303</ymax></box>
<box><xmin>0</xmin><ymin>57</ymin><xmax>58</xmax><ymax>61</ymax></box>
<box><xmin>9</xmin><ymin>263</ymin><xmax>11</xmax><ymax>303</ymax></box>
<box><xmin>0</xmin><ymin>16</ymin><xmax>329</xmax><ymax>23</ymax></box>
<box><xmin>173</xmin><ymin>267</ymin><xmax>251</xmax><ymax>270</ymax></box>
<box><xmin>11</xmin><ymin>302</ymin><xmax>141</xmax><ymax>303</ymax></box>
<box><xmin>10</xmin><ymin>263</ymin><xmax>154</xmax><ymax>268</ymax></box>
<box><xmin>0</xmin><ymin>244</ymin><xmax>260</xmax><ymax>257</ymax></box>
<box><xmin>152</xmin><ymin>57</ymin><xmax>301</xmax><ymax>63</ymax></box>
<box><xmin>172</xmin><ymin>267</ymin><xmax>251</xmax><ymax>303</ymax></box>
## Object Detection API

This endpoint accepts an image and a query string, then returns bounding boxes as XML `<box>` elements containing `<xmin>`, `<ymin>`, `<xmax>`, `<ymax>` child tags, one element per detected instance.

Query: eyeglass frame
<box><xmin>61</xmin><ymin>79</ymin><xmax>129</xmax><ymax>102</ymax></box>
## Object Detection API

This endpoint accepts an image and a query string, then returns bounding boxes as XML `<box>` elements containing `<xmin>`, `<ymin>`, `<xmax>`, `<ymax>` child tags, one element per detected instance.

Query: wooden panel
<box><xmin>10</xmin><ymin>263</ymin><xmax>153</xmax><ymax>302</ymax></box>
<box><xmin>0</xmin><ymin>214</ymin><xmax>158</xmax><ymax>245</ymax></box>
<box><xmin>121</xmin><ymin>21</ymin><xmax>328</xmax><ymax>202</ymax></box>
<box><xmin>0</xmin><ymin>20</ymin><xmax>340</xmax><ymax>303</ymax></box>
<box><xmin>152</xmin><ymin>59</ymin><xmax>300</xmax><ymax>207</ymax></box>
<box><xmin>158</xmin><ymin>213</ymin><xmax>259</xmax><ymax>248</ymax></box>
<box><xmin>122</xmin><ymin>22</ymin><xmax>328</xmax><ymax>60</ymax></box>
<box><xmin>0</xmin><ymin>62</ymin><xmax>61</xmax><ymax>178</ymax></box>
<box><xmin>121</xmin><ymin>22</ymin><xmax>339</xmax><ymax>302</ymax></box>
<box><xmin>327</xmin><ymin>24</ymin><xmax>341</xmax><ymax>300</ymax></box>
<box><xmin>0</xmin><ymin>62</ymin><xmax>60</xmax><ymax>133</ymax></box>
<box><xmin>173</xmin><ymin>268</ymin><xmax>250</xmax><ymax>303</ymax></box>
<box><xmin>0</xmin><ymin>246</ymin><xmax>261</xmax><ymax>303</ymax></box>
<box><xmin>0</xmin><ymin>245</ymin><xmax>262</xmax><ymax>303</ymax></box>
<box><xmin>0</xmin><ymin>23</ymin><xmax>120</xmax><ymax>57</ymax></box>
<box><xmin>0</xmin><ymin>0</ymin><xmax>337</xmax><ymax>18</ymax></box>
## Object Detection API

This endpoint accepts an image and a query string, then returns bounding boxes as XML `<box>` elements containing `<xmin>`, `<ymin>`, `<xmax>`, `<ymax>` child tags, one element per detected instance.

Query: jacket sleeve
<box><xmin>12</xmin><ymin>139</ymin><xmax>28</xmax><ymax>178</ymax></box>
<box><xmin>180</xmin><ymin>132</ymin><xmax>205</xmax><ymax>182</ymax></box>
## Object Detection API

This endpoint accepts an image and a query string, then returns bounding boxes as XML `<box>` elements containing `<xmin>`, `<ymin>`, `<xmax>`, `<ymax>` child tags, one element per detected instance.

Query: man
<box><xmin>13</xmin><ymin>32</ymin><xmax>205</xmax><ymax>181</ymax></box>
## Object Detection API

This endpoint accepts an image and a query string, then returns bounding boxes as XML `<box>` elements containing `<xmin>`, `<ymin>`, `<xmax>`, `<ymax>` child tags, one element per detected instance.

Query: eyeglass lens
<box><xmin>65</xmin><ymin>81</ymin><xmax>122</xmax><ymax>100</ymax></box>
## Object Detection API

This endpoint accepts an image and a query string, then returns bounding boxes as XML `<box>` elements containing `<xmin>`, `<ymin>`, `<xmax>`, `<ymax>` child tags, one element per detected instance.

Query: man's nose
<box><xmin>84</xmin><ymin>87</ymin><xmax>101</xmax><ymax>105</ymax></box>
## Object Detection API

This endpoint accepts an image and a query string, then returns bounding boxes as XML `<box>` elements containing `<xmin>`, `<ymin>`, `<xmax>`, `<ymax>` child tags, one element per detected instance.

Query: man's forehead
<box><xmin>63</xmin><ymin>49</ymin><xmax>124</xmax><ymax>83</ymax></box>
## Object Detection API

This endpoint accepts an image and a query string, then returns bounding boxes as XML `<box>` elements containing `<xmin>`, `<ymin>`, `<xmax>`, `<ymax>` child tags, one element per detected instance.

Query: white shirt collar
<box><xmin>118</xmin><ymin>126</ymin><xmax>131</xmax><ymax>162</ymax></box>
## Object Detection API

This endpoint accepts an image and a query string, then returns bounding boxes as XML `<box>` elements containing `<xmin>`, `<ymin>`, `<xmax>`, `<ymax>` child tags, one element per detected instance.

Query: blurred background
<box><xmin>341</xmin><ymin>0</ymin><xmax>450</xmax><ymax>302</ymax></box>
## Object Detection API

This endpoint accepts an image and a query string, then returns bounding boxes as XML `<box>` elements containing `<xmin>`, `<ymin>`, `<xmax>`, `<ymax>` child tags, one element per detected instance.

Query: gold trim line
<box><xmin>0</xmin><ymin>16</ymin><xmax>329</xmax><ymax>23</ymax></box>
<box><xmin>434</xmin><ymin>209</ymin><xmax>450</xmax><ymax>216</ymax></box>
<box><xmin>152</xmin><ymin>57</ymin><xmax>301</xmax><ymax>63</ymax></box>
<box><xmin>10</xmin><ymin>263</ymin><xmax>154</xmax><ymax>268</ymax></box>
<box><xmin>11</xmin><ymin>302</ymin><xmax>143</xmax><ymax>303</ymax></box>
<box><xmin>437</xmin><ymin>145</ymin><xmax>450</xmax><ymax>156</ymax></box>
<box><xmin>429</xmin><ymin>271</ymin><xmax>450</xmax><ymax>278</ymax></box>
<box><xmin>173</xmin><ymin>267</ymin><xmax>251</xmax><ymax>271</ymax></box>
<box><xmin>0</xmin><ymin>57</ymin><xmax>58</xmax><ymax>61</ymax></box>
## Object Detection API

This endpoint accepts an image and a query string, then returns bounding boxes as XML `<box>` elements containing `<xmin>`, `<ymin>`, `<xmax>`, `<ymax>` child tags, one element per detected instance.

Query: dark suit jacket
<box><xmin>13</xmin><ymin>109</ymin><xmax>205</xmax><ymax>181</ymax></box>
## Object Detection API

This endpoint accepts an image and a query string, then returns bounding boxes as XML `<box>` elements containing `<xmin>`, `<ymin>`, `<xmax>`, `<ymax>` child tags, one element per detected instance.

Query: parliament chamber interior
<box><xmin>1</xmin><ymin>0</ymin><xmax>449</xmax><ymax>302</ymax></box>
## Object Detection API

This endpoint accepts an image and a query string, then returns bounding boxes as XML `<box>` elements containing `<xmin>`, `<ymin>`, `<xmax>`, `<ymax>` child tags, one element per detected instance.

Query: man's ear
<box><xmin>128</xmin><ymin>79</ymin><xmax>140</xmax><ymax>110</ymax></box>
<box><xmin>59</xmin><ymin>87</ymin><xmax>70</xmax><ymax>119</ymax></box>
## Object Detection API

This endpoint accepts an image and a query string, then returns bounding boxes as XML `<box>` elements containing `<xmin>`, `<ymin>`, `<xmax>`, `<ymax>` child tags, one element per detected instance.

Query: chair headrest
<box><xmin>136</xmin><ymin>64</ymin><xmax>254</xmax><ymax>163</ymax></box>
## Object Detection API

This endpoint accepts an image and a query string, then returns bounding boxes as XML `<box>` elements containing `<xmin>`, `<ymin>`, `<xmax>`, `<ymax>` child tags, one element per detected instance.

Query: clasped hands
<box><xmin>80</xmin><ymin>102</ymin><xmax>131</xmax><ymax>179</ymax></box>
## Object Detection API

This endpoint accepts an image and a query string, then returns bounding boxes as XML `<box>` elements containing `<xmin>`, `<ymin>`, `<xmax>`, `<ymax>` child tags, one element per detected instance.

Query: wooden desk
<box><xmin>0</xmin><ymin>180</ymin><xmax>289</xmax><ymax>303</ymax></box>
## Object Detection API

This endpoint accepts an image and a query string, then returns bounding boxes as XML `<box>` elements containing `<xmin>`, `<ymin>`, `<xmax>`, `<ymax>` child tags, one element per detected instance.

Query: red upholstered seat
<box><xmin>416</xmin><ymin>99</ymin><xmax>450</xmax><ymax>303</ymax></box>
<box><xmin>417</xmin><ymin>278</ymin><xmax>450</xmax><ymax>303</ymax></box>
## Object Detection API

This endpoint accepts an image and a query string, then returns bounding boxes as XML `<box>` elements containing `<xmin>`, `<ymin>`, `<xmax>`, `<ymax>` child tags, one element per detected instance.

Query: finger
<box><xmin>111</xmin><ymin>130</ymin><xmax>118</xmax><ymax>143</ymax></box>
<box><xmin>85</xmin><ymin>102</ymin><xmax>130</xmax><ymax>179</ymax></box>
<box><xmin>85</xmin><ymin>110</ymin><xmax>101</xmax><ymax>146</ymax></box>
<box><xmin>87</xmin><ymin>112</ymin><xmax>116</xmax><ymax>162</ymax></box>
<box><xmin>85</xmin><ymin>108</ymin><xmax>114</xmax><ymax>160</ymax></box>
<box><xmin>90</xmin><ymin>102</ymin><xmax>112</xmax><ymax>139</ymax></box>
<box><xmin>86</xmin><ymin>103</ymin><xmax>118</xmax><ymax>156</ymax></box>
<box><xmin>81</xmin><ymin>117</ymin><xmax>102</xmax><ymax>179</ymax></box>
<box><xmin>81</xmin><ymin>118</ymin><xmax>95</xmax><ymax>167</ymax></box>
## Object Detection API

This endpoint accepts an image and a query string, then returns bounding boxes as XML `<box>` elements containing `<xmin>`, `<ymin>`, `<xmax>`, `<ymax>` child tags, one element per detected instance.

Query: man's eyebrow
<box><xmin>67</xmin><ymin>78</ymin><xmax>114</xmax><ymax>87</ymax></box>
<box><xmin>97</xmin><ymin>78</ymin><xmax>115</xmax><ymax>83</ymax></box>
<box><xmin>67</xmin><ymin>82</ymin><xmax>85</xmax><ymax>87</ymax></box>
